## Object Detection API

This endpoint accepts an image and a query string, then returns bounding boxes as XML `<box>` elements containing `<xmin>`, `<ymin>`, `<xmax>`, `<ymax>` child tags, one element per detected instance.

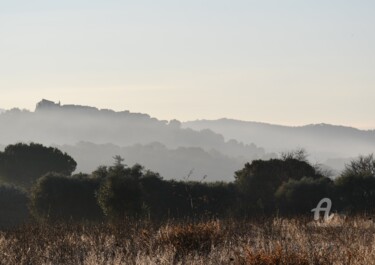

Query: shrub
<box><xmin>235</xmin><ymin>158</ymin><xmax>322</xmax><ymax>214</ymax></box>
<box><xmin>275</xmin><ymin>177</ymin><xmax>334</xmax><ymax>215</ymax></box>
<box><xmin>0</xmin><ymin>184</ymin><xmax>30</xmax><ymax>228</ymax></box>
<box><xmin>97</xmin><ymin>173</ymin><xmax>143</xmax><ymax>219</ymax></box>
<box><xmin>30</xmin><ymin>173</ymin><xmax>103</xmax><ymax>221</ymax></box>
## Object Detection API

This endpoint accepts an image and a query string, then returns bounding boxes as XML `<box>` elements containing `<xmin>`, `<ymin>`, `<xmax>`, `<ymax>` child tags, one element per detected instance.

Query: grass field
<box><xmin>1</xmin><ymin>216</ymin><xmax>374</xmax><ymax>265</ymax></box>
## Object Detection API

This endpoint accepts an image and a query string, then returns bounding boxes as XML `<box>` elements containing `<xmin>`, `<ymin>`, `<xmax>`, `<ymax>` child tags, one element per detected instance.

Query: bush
<box><xmin>334</xmin><ymin>154</ymin><xmax>375</xmax><ymax>213</ymax></box>
<box><xmin>235</xmin><ymin>158</ymin><xmax>322</xmax><ymax>214</ymax></box>
<box><xmin>0</xmin><ymin>185</ymin><xmax>30</xmax><ymax>228</ymax></box>
<box><xmin>98</xmin><ymin>174</ymin><xmax>143</xmax><ymax>219</ymax></box>
<box><xmin>96</xmin><ymin>162</ymin><xmax>145</xmax><ymax>219</ymax></box>
<box><xmin>275</xmin><ymin>177</ymin><xmax>334</xmax><ymax>215</ymax></box>
<box><xmin>334</xmin><ymin>174</ymin><xmax>375</xmax><ymax>213</ymax></box>
<box><xmin>30</xmin><ymin>173</ymin><xmax>103</xmax><ymax>221</ymax></box>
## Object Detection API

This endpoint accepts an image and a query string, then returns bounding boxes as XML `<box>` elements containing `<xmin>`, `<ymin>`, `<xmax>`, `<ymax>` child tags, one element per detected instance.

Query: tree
<box><xmin>235</xmin><ymin>157</ymin><xmax>321</xmax><ymax>214</ymax></box>
<box><xmin>341</xmin><ymin>154</ymin><xmax>375</xmax><ymax>178</ymax></box>
<box><xmin>113</xmin><ymin>155</ymin><xmax>126</xmax><ymax>168</ymax></box>
<box><xmin>0</xmin><ymin>143</ymin><xmax>77</xmax><ymax>188</ymax></box>
<box><xmin>96</xmin><ymin>158</ymin><xmax>144</xmax><ymax>219</ymax></box>
<box><xmin>280</xmin><ymin>148</ymin><xmax>309</xmax><ymax>162</ymax></box>
<box><xmin>334</xmin><ymin>154</ymin><xmax>375</xmax><ymax>213</ymax></box>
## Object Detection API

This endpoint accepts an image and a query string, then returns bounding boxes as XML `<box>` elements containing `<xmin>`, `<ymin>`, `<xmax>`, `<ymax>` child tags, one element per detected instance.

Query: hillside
<box><xmin>183</xmin><ymin>119</ymin><xmax>375</xmax><ymax>171</ymax></box>
<box><xmin>1</xmin><ymin>100</ymin><xmax>372</xmax><ymax>177</ymax></box>
<box><xmin>0</xmin><ymin>100</ymin><xmax>266</xmax><ymax>181</ymax></box>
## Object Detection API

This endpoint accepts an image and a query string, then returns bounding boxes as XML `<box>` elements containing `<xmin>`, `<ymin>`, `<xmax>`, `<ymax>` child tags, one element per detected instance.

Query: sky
<box><xmin>1</xmin><ymin>0</ymin><xmax>374</xmax><ymax>129</ymax></box>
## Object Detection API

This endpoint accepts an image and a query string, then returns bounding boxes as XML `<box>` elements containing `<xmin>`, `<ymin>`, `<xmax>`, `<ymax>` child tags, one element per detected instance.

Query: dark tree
<box><xmin>98</xmin><ymin>175</ymin><xmax>142</xmax><ymax>219</ymax></box>
<box><xmin>0</xmin><ymin>143</ymin><xmax>77</xmax><ymax>188</ymax></box>
<box><xmin>280</xmin><ymin>148</ymin><xmax>309</xmax><ymax>162</ymax></box>
<box><xmin>96</xmin><ymin>159</ymin><xmax>144</xmax><ymax>219</ymax></box>
<box><xmin>341</xmin><ymin>154</ymin><xmax>375</xmax><ymax>178</ymax></box>
<box><xmin>334</xmin><ymin>154</ymin><xmax>375</xmax><ymax>213</ymax></box>
<box><xmin>235</xmin><ymin>158</ymin><xmax>321</xmax><ymax>214</ymax></box>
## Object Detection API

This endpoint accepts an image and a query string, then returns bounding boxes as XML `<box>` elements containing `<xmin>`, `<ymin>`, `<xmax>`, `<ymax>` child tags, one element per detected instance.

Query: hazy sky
<box><xmin>1</xmin><ymin>1</ymin><xmax>374</xmax><ymax>129</ymax></box>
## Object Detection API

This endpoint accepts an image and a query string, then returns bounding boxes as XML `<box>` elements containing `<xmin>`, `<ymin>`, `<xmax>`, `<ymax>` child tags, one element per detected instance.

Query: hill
<box><xmin>183</xmin><ymin>119</ymin><xmax>375</xmax><ymax>170</ymax></box>
<box><xmin>0</xmin><ymin>100</ymin><xmax>266</xmax><ymax>181</ymax></box>
<box><xmin>1</xmin><ymin>100</ymin><xmax>372</xmax><ymax>177</ymax></box>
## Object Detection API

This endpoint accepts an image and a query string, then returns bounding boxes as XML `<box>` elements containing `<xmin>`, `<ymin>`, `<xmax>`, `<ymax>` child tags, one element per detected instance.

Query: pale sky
<box><xmin>1</xmin><ymin>1</ymin><xmax>374</xmax><ymax>129</ymax></box>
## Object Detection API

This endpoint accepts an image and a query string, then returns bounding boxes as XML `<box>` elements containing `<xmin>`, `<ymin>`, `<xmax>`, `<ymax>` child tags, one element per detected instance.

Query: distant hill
<box><xmin>0</xmin><ymin>100</ymin><xmax>267</xmax><ymax>180</ymax></box>
<box><xmin>1</xmin><ymin>100</ymin><xmax>371</xmax><ymax>178</ymax></box>
<box><xmin>183</xmin><ymin>119</ymin><xmax>375</xmax><ymax>169</ymax></box>
<box><xmin>0</xmin><ymin>99</ymin><xmax>264</xmax><ymax>158</ymax></box>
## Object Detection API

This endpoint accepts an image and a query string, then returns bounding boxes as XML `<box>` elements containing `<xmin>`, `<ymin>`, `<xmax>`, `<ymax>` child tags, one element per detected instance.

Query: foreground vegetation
<box><xmin>1</xmin><ymin>217</ymin><xmax>375</xmax><ymax>265</ymax></box>
<box><xmin>1</xmin><ymin>143</ymin><xmax>375</xmax><ymax>264</ymax></box>
<box><xmin>1</xmin><ymin>143</ymin><xmax>375</xmax><ymax>227</ymax></box>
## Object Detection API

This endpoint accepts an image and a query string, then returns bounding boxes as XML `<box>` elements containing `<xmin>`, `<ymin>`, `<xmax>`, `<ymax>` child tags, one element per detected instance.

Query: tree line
<box><xmin>0</xmin><ymin>143</ymin><xmax>374</xmax><ymax>227</ymax></box>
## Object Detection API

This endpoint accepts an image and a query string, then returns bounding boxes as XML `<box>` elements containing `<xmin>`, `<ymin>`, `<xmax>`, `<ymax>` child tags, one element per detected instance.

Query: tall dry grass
<box><xmin>0</xmin><ymin>216</ymin><xmax>375</xmax><ymax>264</ymax></box>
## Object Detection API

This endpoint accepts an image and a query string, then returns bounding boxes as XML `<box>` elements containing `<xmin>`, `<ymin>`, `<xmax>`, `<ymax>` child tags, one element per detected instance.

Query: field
<box><xmin>1</xmin><ymin>216</ymin><xmax>375</xmax><ymax>265</ymax></box>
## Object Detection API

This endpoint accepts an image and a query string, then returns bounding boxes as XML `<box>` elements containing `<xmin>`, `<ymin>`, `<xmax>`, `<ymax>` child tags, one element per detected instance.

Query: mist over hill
<box><xmin>55</xmin><ymin>141</ymin><xmax>246</xmax><ymax>181</ymax></box>
<box><xmin>183</xmin><ymin>119</ymin><xmax>375</xmax><ymax>171</ymax></box>
<box><xmin>0</xmin><ymin>100</ymin><xmax>266</xmax><ymax>181</ymax></box>
<box><xmin>1</xmin><ymin>99</ymin><xmax>372</xmax><ymax>178</ymax></box>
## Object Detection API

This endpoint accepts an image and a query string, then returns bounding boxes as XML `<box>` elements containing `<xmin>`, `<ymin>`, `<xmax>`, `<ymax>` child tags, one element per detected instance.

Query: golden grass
<box><xmin>156</xmin><ymin>220</ymin><xmax>222</xmax><ymax>258</ymax></box>
<box><xmin>0</xmin><ymin>217</ymin><xmax>375</xmax><ymax>264</ymax></box>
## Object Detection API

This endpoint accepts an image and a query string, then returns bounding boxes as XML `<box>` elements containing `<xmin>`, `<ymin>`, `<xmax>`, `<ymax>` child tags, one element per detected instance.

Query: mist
<box><xmin>1</xmin><ymin>99</ymin><xmax>374</xmax><ymax>179</ymax></box>
<box><xmin>0</xmin><ymin>99</ymin><xmax>267</xmax><ymax>181</ymax></box>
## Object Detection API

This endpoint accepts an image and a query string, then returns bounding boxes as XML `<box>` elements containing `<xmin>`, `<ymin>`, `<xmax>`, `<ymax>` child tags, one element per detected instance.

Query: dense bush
<box><xmin>334</xmin><ymin>154</ymin><xmax>375</xmax><ymax>213</ymax></box>
<box><xmin>234</xmin><ymin>157</ymin><xmax>323</xmax><ymax>214</ymax></box>
<box><xmin>0</xmin><ymin>184</ymin><xmax>30</xmax><ymax>228</ymax></box>
<box><xmin>335</xmin><ymin>174</ymin><xmax>375</xmax><ymax>213</ymax></box>
<box><xmin>98</xmin><ymin>173</ymin><xmax>143</xmax><ymax>219</ymax></box>
<box><xmin>275</xmin><ymin>177</ymin><xmax>334</xmax><ymax>214</ymax></box>
<box><xmin>2</xmin><ymin>142</ymin><xmax>375</xmax><ymax>222</ymax></box>
<box><xmin>96</xmin><ymin>161</ymin><xmax>145</xmax><ymax>219</ymax></box>
<box><xmin>140</xmin><ymin>179</ymin><xmax>238</xmax><ymax>219</ymax></box>
<box><xmin>30</xmin><ymin>173</ymin><xmax>103</xmax><ymax>221</ymax></box>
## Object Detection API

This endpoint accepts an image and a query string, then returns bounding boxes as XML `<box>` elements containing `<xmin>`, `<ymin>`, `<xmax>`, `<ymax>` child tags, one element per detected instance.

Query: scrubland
<box><xmin>1</xmin><ymin>216</ymin><xmax>375</xmax><ymax>265</ymax></box>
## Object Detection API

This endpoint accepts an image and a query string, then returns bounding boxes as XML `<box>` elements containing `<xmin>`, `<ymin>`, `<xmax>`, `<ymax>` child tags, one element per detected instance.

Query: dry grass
<box><xmin>156</xmin><ymin>220</ymin><xmax>222</xmax><ymax>258</ymax></box>
<box><xmin>0</xmin><ymin>216</ymin><xmax>375</xmax><ymax>264</ymax></box>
